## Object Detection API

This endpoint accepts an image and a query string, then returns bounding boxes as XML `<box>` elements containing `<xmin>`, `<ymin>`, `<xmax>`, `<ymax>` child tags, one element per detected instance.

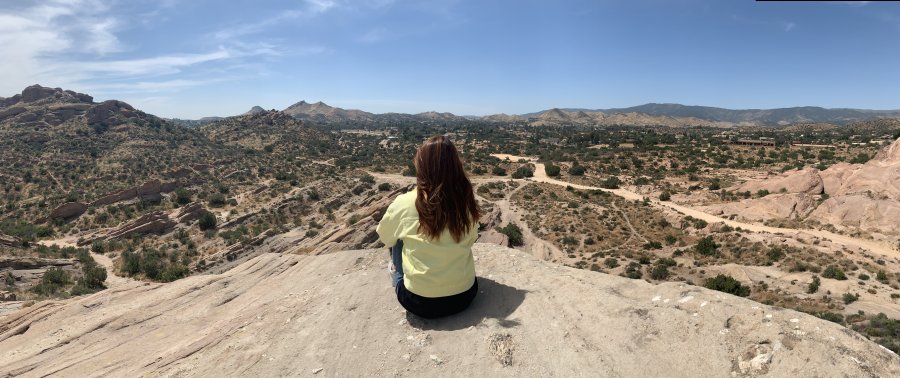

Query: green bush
<box><xmin>659</xmin><ymin>191</ymin><xmax>671</xmax><ymax>201</ymax></box>
<box><xmin>704</xmin><ymin>274</ymin><xmax>750</xmax><ymax>297</ymax></box>
<box><xmin>199</xmin><ymin>212</ymin><xmax>217</xmax><ymax>231</ymax></box>
<box><xmin>807</xmin><ymin>276</ymin><xmax>821</xmax><ymax>294</ymax></box>
<box><xmin>91</xmin><ymin>240</ymin><xmax>106</xmax><ymax>254</ymax></box>
<box><xmin>822</xmin><ymin>265</ymin><xmax>847</xmax><ymax>280</ymax></box>
<box><xmin>604</xmin><ymin>258</ymin><xmax>619</xmax><ymax>269</ymax></box>
<box><xmin>624</xmin><ymin>262</ymin><xmax>642</xmax><ymax>279</ymax></box>
<box><xmin>568</xmin><ymin>164</ymin><xmax>585</xmax><ymax>176</ymax></box>
<box><xmin>175</xmin><ymin>188</ymin><xmax>192</xmax><ymax>205</ymax></box>
<box><xmin>378</xmin><ymin>183</ymin><xmax>391</xmax><ymax>191</ymax></box>
<box><xmin>600</xmin><ymin>176</ymin><xmax>621</xmax><ymax>189</ymax></box>
<box><xmin>544</xmin><ymin>164</ymin><xmax>561</xmax><ymax>177</ymax></box>
<box><xmin>650</xmin><ymin>264</ymin><xmax>669</xmax><ymax>280</ymax></box>
<box><xmin>511</xmin><ymin>166</ymin><xmax>534</xmax><ymax>179</ymax></box>
<box><xmin>843</xmin><ymin>292</ymin><xmax>860</xmax><ymax>304</ymax></box>
<box><xmin>208</xmin><ymin>193</ymin><xmax>226</xmax><ymax>207</ymax></box>
<box><xmin>695</xmin><ymin>236</ymin><xmax>718</xmax><ymax>256</ymax></box>
<box><xmin>492</xmin><ymin>166</ymin><xmax>507</xmax><ymax>176</ymax></box>
<box><xmin>31</xmin><ymin>267</ymin><xmax>71</xmax><ymax>296</ymax></box>
<box><xmin>5</xmin><ymin>272</ymin><xmax>15</xmax><ymax>287</ymax></box>
<box><xmin>497</xmin><ymin>223</ymin><xmax>524</xmax><ymax>247</ymax></box>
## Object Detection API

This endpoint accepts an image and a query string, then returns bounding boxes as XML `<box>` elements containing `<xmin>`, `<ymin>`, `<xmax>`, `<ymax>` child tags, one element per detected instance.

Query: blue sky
<box><xmin>1</xmin><ymin>0</ymin><xmax>898</xmax><ymax>118</ymax></box>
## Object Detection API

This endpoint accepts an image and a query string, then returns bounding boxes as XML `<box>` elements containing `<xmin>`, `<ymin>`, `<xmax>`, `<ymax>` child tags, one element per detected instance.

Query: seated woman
<box><xmin>376</xmin><ymin>135</ymin><xmax>481</xmax><ymax>319</ymax></box>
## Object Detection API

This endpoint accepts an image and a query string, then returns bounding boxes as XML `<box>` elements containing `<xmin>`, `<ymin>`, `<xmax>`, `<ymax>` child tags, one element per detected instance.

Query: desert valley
<box><xmin>0</xmin><ymin>83</ymin><xmax>899</xmax><ymax>375</ymax></box>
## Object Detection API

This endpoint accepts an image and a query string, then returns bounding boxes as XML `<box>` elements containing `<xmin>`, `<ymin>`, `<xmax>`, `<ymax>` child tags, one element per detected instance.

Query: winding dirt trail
<box><xmin>491</xmin><ymin>154</ymin><xmax>899</xmax><ymax>258</ymax></box>
<box><xmin>36</xmin><ymin>238</ymin><xmax>132</xmax><ymax>289</ymax></box>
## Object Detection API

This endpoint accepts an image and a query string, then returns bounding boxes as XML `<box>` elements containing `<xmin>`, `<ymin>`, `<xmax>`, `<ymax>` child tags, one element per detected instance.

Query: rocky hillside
<box><xmin>1</xmin><ymin>243</ymin><xmax>897</xmax><ymax>376</ymax></box>
<box><xmin>0</xmin><ymin>85</ymin><xmax>235</xmax><ymax>224</ymax></box>
<box><xmin>283</xmin><ymin>100</ymin><xmax>375</xmax><ymax>123</ymax></box>
<box><xmin>713</xmin><ymin>137</ymin><xmax>900</xmax><ymax>238</ymax></box>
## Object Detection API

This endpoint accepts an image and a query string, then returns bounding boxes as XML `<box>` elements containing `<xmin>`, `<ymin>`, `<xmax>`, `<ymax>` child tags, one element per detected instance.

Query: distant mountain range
<box><xmin>168</xmin><ymin>100</ymin><xmax>900</xmax><ymax>128</ymax></box>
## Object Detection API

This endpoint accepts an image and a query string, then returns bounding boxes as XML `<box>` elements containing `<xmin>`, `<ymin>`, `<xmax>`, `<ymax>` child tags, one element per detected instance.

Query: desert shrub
<box><xmin>766</xmin><ymin>246</ymin><xmax>785</xmax><ymax>263</ymax></box>
<box><xmin>659</xmin><ymin>191</ymin><xmax>671</xmax><ymax>201</ymax></box>
<box><xmin>160</xmin><ymin>265</ymin><xmax>189</xmax><ymax>282</ymax></box>
<box><xmin>305</xmin><ymin>229</ymin><xmax>319</xmax><ymax>237</ymax></box>
<box><xmin>492</xmin><ymin>166</ymin><xmax>507</xmax><ymax>176</ymax></box>
<box><xmin>568</xmin><ymin>164</ymin><xmax>585</xmax><ymax>176</ymax></box>
<box><xmin>511</xmin><ymin>166</ymin><xmax>534</xmax><ymax>179</ymax></box>
<box><xmin>643</xmin><ymin>241</ymin><xmax>662</xmax><ymax>250</ymax></box>
<box><xmin>877</xmin><ymin>270</ymin><xmax>888</xmax><ymax>283</ymax></box>
<box><xmin>843</xmin><ymin>293</ymin><xmax>860</xmax><ymax>304</ymax></box>
<box><xmin>708</xmin><ymin>180</ymin><xmax>721</xmax><ymax>191</ymax></box>
<box><xmin>604</xmin><ymin>258</ymin><xmax>619</xmax><ymax>269</ymax></box>
<box><xmin>664</xmin><ymin>235</ymin><xmax>677</xmax><ymax>245</ymax></box>
<box><xmin>695</xmin><ymin>236</ymin><xmax>718</xmax><ymax>256</ymax></box>
<box><xmin>544</xmin><ymin>164</ymin><xmax>561</xmax><ymax>177</ymax></box>
<box><xmin>704</xmin><ymin>274</ymin><xmax>750</xmax><ymax>297</ymax></box>
<box><xmin>307</xmin><ymin>189</ymin><xmax>321</xmax><ymax>201</ymax></box>
<box><xmin>175</xmin><ymin>188</ymin><xmax>192</xmax><ymax>205</ymax></box>
<box><xmin>817</xmin><ymin>312</ymin><xmax>844</xmax><ymax>324</ymax></box>
<box><xmin>600</xmin><ymin>176</ymin><xmax>621</xmax><ymax>189</ymax></box>
<box><xmin>822</xmin><ymin>265</ymin><xmax>847</xmax><ymax>280</ymax></box>
<box><xmin>650</xmin><ymin>264</ymin><xmax>669</xmax><ymax>280</ymax></box>
<box><xmin>378</xmin><ymin>183</ymin><xmax>392</xmax><ymax>191</ymax></box>
<box><xmin>4</xmin><ymin>272</ymin><xmax>14</xmax><ymax>287</ymax></box>
<box><xmin>497</xmin><ymin>223</ymin><xmax>524</xmax><ymax>247</ymax></box>
<box><xmin>756</xmin><ymin>189</ymin><xmax>770</xmax><ymax>198</ymax></box>
<box><xmin>852</xmin><ymin>313</ymin><xmax>900</xmax><ymax>354</ymax></box>
<box><xmin>31</xmin><ymin>267</ymin><xmax>70</xmax><ymax>296</ymax></box>
<box><xmin>625</xmin><ymin>262</ymin><xmax>642</xmax><ymax>279</ymax></box>
<box><xmin>208</xmin><ymin>193</ymin><xmax>226</xmax><ymax>207</ymax></box>
<box><xmin>807</xmin><ymin>276</ymin><xmax>821</xmax><ymax>294</ymax></box>
<box><xmin>198</xmin><ymin>212</ymin><xmax>217</xmax><ymax>231</ymax></box>
<box><xmin>858</xmin><ymin>273</ymin><xmax>870</xmax><ymax>281</ymax></box>
<box><xmin>91</xmin><ymin>240</ymin><xmax>106</xmax><ymax>254</ymax></box>
<box><xmin>360</xmin><ymin>174</ymin><xmax>375</xmax><ymax>184</ymax></box>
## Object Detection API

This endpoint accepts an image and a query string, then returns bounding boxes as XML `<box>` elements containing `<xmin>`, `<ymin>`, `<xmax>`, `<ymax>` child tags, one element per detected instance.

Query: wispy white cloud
<box><xmin>0</xmin><ymin>0</ymin><xmax>283</xmax><ymax>97</ymax></box>
<box><xmin>212</xmin><ymin>0</ymin><xmax>337</xmax><ymax>40</ymax></box>
<box><xmin>783</xmin><ymin>22</ymin><xmax>796</xmax><ymax>32</ymax></box>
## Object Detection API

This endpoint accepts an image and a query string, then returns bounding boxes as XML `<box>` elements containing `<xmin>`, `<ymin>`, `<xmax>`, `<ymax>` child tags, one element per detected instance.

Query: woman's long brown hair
<box><xmin>414</xmin><ymin>135</ymin><xmax>480</xmax><ymax>242</ymax></box>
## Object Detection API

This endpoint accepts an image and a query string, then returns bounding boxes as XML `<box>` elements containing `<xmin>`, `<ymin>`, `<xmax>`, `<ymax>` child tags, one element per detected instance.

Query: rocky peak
<box><xmin>14</xmin><ymin>85</ymin><xmax>93</xmax><ymax>105</ymax></box>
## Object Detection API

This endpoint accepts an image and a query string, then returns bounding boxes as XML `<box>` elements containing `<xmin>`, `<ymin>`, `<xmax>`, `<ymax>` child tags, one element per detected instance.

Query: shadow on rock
<box><xmin>407</xmin><ymin>277</ymin><xmax>527</xmax><ymax>331</ymax></box>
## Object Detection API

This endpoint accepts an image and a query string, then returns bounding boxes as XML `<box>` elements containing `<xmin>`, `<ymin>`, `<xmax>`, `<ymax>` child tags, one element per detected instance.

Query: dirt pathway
<box><xmin>490</xmin><ymin>154</ymin><xmax>899</xmax><ymax>258</ymax></box>
<box><xmin>37</xmin><ymin>238</ymin><xmax>131</xmax><ymax>289</ymax></box>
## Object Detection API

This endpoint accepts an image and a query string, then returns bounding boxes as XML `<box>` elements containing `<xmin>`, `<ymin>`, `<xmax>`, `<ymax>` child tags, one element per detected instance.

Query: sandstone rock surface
<box><xmin>48</xmin><ymin>202</ymin><xmax>87</xmax><ymax>220</ymax></box>
<box><xmin>731</xmin><ymin>168</ymin><xmax>823</xmax><ymax>195</ymax></box>
<box><xmin>0</xmin><ymin>244</ymin><xmax>896</xmax><ymax>376</ymax></box>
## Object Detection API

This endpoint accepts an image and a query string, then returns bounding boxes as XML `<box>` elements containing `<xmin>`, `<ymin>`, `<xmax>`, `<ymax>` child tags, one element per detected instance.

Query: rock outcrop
<box><xmin>0</xmin><ymin>244</ymin><xmax>896</xmax><ymax>376</ymax></box>
<box><xmin>173</xmin><ymin>202</ymin><xmax>205</xmax><ymax>224</ymax></box>
<box><xmin>48</xmin><ymin>202</ymin><xmax>88</xmax><ymax>220</ymax></box>
<box><xmin>0</xmin><ymin>234</ymin><xmax>20</xmax><ymax>248</ymax></box>
<box><xmin>723</xmin><ymin>138</ymin><xmax>900</xmax><ymax>236</ymax></box>
<box><xmin>88</xmin><ymin>179</ymin><xmax>179</xmax><ymax>207</ymax></box>
<box><xmin>701</xmin><ymin>193</ymin><xmax>817</xmax><ymax>222</ymax></box>
<box><xmin>81</xmin><ymin>212</ymin><xmax>175</xmax><ymax>245</ymax></box>
<box><xmin>731</xmin><ymin>168</ymin><xmax>824</xmax><ymax>195</ymax></box>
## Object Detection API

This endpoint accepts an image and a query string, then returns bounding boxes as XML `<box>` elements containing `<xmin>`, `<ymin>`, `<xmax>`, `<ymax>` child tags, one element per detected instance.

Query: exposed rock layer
<box><xmin>0</xmin><ymin>244</ymin><xmax>896</xmax><ymax>376</ymax></box>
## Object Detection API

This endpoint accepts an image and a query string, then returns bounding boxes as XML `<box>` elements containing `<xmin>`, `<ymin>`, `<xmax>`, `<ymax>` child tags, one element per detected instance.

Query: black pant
<box><xmin>390</xmin><ymin>240</ymin><xmax>478</xmax><ymax>318</ymax></box>
<box><xmin>396</xmin><ymin>277</ymin><xmax>478</xmax><ymax>319</ymax></box>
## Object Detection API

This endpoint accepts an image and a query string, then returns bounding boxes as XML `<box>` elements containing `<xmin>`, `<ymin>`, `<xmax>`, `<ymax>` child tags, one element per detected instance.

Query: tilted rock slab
<box><xmin>0</xmin><ymin>244</ymin><xmax>896</xmax><ymax>376</ymax></box>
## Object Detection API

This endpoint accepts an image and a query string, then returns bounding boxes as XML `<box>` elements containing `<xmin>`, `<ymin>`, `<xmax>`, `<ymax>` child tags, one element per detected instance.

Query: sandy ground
<box><xmin>1</xmin><ymin>244</ymin><xmax>897</xmax><ymax>377</ymax></box>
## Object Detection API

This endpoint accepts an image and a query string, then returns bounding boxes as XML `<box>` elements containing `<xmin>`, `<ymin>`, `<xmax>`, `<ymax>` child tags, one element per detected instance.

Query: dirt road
<box><xmin>491</xmin><ymin>154</ymin><xmax>899</xmax><ymax>258</ymax></box>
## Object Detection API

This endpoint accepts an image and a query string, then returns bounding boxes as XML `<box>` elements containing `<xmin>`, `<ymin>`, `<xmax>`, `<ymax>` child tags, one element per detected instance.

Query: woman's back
<box><xmin>377</xmin><ymin>188</ymin><xmax>478</xmax><ymax>298</ymax></box>
<box><xmin>376</xmin><ymin>135</ymin><xmax>480</xmax><ymax>318</ymax></box>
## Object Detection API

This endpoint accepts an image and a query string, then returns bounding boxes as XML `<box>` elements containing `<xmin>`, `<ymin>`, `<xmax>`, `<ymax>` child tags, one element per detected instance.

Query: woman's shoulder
<box><xmin>386</xmin><ymin>188</ymin><xmax>418</xmax><ymax>215</ymax></box>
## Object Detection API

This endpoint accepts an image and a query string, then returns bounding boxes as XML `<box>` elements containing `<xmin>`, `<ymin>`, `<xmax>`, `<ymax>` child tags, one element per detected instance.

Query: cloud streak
<box><xmin>0</xmin><ymin>0</ymin><xmax>283</xmax><ymax>97</ymax></box>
